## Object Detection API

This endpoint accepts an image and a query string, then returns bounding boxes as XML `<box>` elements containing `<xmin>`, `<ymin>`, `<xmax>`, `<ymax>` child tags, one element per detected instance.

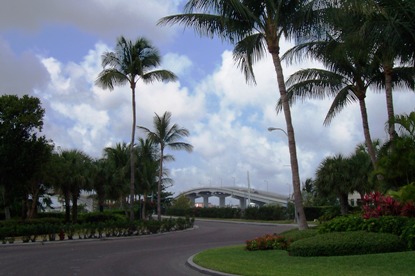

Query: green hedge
<box><xmin>244</xmin><ymin>206</ymin><xmax>287</xmax><ymax>221</ymax></box>
<box><xmin>0</xmin><ymin>217</ymin><xmax>194</xmax><ymax>243</ymax></box>
<box><xmin>288</xmin><ymin>231</ymin><xmax>406</xmax><ymax>257</ymax></box>
<box><xmin>319</xmin><ymin>215</ymin><xmax>415</xmax><ymax>250</ymax></box>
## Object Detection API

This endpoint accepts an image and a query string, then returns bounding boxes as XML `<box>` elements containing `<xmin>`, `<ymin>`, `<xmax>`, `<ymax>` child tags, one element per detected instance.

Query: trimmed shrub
<box><xmin>246</xmin><ymin>234</ymin><xmax>292</xmax><ymax>251</ymax></box>
<box><xmin>288</xmin><ymin>231</ymin><xmax>406</xmax><ymax>257</ymax></box>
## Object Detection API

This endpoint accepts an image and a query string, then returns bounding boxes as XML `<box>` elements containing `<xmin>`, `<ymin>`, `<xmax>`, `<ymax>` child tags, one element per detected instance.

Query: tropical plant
<box><xmin>60</xmin><ymin>149</ymin><xmax>93</xmax><ymax>223</ymax></box>
<box><xmin>374</xmin><ymin>111</ymin><xmax>415</xmax><ymax>190</ymax></box>
<box><xmin>95</xmin><ymin>36</ymin><xmax>177</xmax><ymax>221</ymax></box>
<box><xmin>103</xmin><ymin>143</ymin><xmax>130</xmax><ymax>212</ymax></box>
<box><xmin>136</xmin><ymin>137</ymin><xmax>159</xmax><ymax>220</ymax></box>
<box><xmin>159</xmin><ymin>0</ymin><xmax>319</xmax><ymax>229</ymax></box>
<box><xmin>338</xmin><ymin>0</ymin><xmax>415</xmax><ymax>141</ymax></box>
<box><xmin>281</xmin><ymin>32</ymin><xmax>380</xmax><ymax>167</ymax></box>
<box><xmin>138</xmin><ymin>111</ymin><xmax>193</xmax><ymax>221</ymax></box>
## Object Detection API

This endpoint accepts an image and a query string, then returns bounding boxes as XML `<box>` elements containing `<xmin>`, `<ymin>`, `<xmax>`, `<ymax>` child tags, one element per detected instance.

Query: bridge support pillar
<box><xmin>239</xmin><ymin>198</ymin><xmax>246</xmax><ymax>209</ymax></box>
<box><xmin>186</xmin><ymin>195</ymin><xmax>196</xmax><ymax>206</ymax></box>
<box><xmin>201</xmin><ymin>195</ymin><xmax>209</xmax><ymax>208</ymax></box>
<box><xmin>218</xmin><ymin>195</ymin><xmax>226</xmax><ymax>207</ymax></box>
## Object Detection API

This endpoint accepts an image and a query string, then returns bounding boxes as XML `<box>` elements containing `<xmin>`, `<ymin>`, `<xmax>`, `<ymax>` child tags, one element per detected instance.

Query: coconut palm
<box><xmin>339</xmin><ymin>0</ymin><xmax>415</xmax><ymax>141</ymax></box>
<box><xmin>96</xmin><ymin>36</ymin><xmax>177</xmax><ymax>221</ymax></box>
<box><xmin>103</xmin><ymin>142</ymin><xmax>130</xmax><ymax>213</ymax></box>
<box><xmin>281</xmin><ymin>35</ymin><xmax>380</xmax><ymax>167</ymax></box>
<box><xmin>60</xmin><ymin>149</ymin><xmax>93</xmax><ymax>223</ymax></box>
<box><xmin>138</xmin><ymin>111</ymin><xmax>193</xmax><ymax>221</ymax></box>
<box><xmin>314</xmin><ymin>154</ymin><xmax>351</xmax><ymax>215</ymax></box>
<box><xmin>159</xmin><ymin>0</ymin><xmax>318</xmax><ymax>229</ymax></box>
<box><xmin>136</xmin><ymin>137</ymin><xmax>159</xmax><ymax>220</ymax></box>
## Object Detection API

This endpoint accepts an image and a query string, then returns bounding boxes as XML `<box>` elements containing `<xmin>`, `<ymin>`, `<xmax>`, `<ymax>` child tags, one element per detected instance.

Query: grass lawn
<box><xmin>193</xmin><ymin>245</ymin><xmax>415</xmax><ymax>276</ymax></box>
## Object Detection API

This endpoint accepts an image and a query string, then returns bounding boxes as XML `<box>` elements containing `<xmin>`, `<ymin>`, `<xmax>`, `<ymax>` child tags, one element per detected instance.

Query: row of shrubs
<box><xmin>166</xmin><ymin>205</ymin><xmax>340</xmax><ymax>221</ymax></box>
<box><xmin>0</xmin><ymin>215</ymin><xmax>194</xmax><ymax>244</ymax></box>
<box><xmin>246</xmin><ymin>215</ymin><xmax>415</xmax><ymax>256</ymax></box>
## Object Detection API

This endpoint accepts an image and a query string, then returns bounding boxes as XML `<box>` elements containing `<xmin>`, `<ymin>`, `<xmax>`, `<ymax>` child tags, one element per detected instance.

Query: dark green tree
<box><xmin>375</xmin><ymin>111</ymin><xmax>415</xmax><ymax>191</ymax></box>
<box><xmin>0</xmin><ymin>94</ymin><xmax>50</xmax><ymax>219</ymax></box>
<box><xmin>96</xmin><ymin>36</ymin><xmax>177</xmax><ymax>221</ymax></box>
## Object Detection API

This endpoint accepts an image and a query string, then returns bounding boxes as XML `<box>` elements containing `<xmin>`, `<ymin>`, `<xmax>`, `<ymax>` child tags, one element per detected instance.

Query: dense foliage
<box><xmin>288</xmin><ymin>231</ymin><xmax>406</xmax><ymax>257</ymax></box>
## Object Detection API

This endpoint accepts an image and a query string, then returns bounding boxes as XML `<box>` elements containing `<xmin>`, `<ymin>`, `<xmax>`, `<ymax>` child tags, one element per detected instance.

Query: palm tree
<box><xmin>103</xmin><ymin>142</ymin><xmax>130</xmax><ymax>213</ymax></box>
<box><xmin>159</xmin><ymin>0</ymin><xmax>318</xmax><ymax>230</ymax></box>
<box><xmin>138</xmin><ymin>111</ymin><xmax>193</xmax><ymax>221</ymax></box>
<box><xmin>314</xmin><ymin>154</ymin><xmax>351</xmax><ymax>215</ymax></box>
<box><xmin>281</xmin><ymin>35</ymin><xmax>380</xmax><ymax>167</ymax></box>
<box><xmin>136</xmin><ymin>137</ymin><xmax>159</xmax><ymax>220</ymax></box>
<box><xmin>339</xmin><ymin>0</ymin><xmax>415</xmax><ymax>141</ymax></box>
<box><xmin>60</xmin><ymin>149</ymin><xmax>93</xmax><ymax>223</ymax></box>
<box><xmin>96</xmin><ymin>36</ymin><xmax>177</xmax><ymax>221</ymax></box>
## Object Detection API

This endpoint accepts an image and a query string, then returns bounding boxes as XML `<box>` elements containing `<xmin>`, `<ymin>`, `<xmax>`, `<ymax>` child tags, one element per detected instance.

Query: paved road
<box><xmin>0</xmin><ymin>220</ymin><xmax>296</xmax><ymax>276</ymax></box>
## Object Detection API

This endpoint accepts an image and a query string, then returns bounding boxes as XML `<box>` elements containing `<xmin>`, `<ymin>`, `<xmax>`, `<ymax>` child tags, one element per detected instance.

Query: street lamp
<box><xmin>267</xmin><ymin>127</ymin><xmax>288</xmax><ymax>137</ymax></box>
<box><xmin>268</xmin><ymin>126</ymin><xmax>297</xmax><ymax>223</ymax></box>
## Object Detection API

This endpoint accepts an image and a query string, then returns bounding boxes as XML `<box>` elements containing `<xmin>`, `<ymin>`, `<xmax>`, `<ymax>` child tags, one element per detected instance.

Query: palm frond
<box><xmin>142</xmin><ymin>70</ymin><xmax>178</xmax><ymax>84</ymax></box>
<box><xmin>324</xmin><ymin>86</ymin><xmax>357</xmax><ymax>125</ymax></box>
<box><xmin>233</xmin><ymin>33</ymin><xmax>266</xmax><ymax>84</ymax></box>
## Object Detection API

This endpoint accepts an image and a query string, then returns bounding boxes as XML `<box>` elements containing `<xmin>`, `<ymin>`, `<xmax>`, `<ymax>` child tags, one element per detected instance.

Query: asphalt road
<box><xmin>0</xmin><ymin>220</ymin><xmax>297</xmax><ymax>276</ymax></box>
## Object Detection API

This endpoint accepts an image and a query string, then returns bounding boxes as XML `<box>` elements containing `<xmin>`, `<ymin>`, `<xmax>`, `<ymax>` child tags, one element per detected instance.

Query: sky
<box><xmin>1</xmin><ymin>0</ymin><xmax>414</xmax><ymax>201</ymax></box>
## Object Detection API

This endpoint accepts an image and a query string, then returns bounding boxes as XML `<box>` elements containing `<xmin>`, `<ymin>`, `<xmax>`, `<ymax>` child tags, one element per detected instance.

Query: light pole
<box><xmin>268</xmin><ymin>126</ymin><xmax>298</xmax><ymax>223</ymax></box>
<box><xmin>267</xmin><ymin>127</ymin><xmax>288</xmax><ymax>137</ymax></box>
<box><xmin>264</xmin><ymin>180</ymin><xmax>269</xmax><ymax>192</ymax></box>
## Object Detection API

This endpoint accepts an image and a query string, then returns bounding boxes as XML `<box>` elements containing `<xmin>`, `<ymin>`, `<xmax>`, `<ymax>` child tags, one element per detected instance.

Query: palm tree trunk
<box><xmin>64</xmin><ymin>192</ymin><xmax>71</xmax><ymax>223</ymax></box>
<box><xmin>157</xmin><ymin>149</ymin><xmax>164</xmax><ymax>221</ymax></box>
<box><xmin>129</xmin><ymin>86</ymin><xmax>136</xmax><ymax>222</ymax></box>
<box><xmin>384</xmin><ymin>64</ymin><xmax>396</xmax><ymax>142</ymax></box>
<box><xmin>339</xmin><ymin>193</ymin><xmax>349</xmax><ymax>215</ymax></box>
<box><xmin>269</xmin><ymin>50</ymin><xmax>308</xmax><ymax>230</ymax></box>
<box><xmin>358</xmin><ymin>97</ymin><xmax>377</xmax><ymax>167</ymax></box>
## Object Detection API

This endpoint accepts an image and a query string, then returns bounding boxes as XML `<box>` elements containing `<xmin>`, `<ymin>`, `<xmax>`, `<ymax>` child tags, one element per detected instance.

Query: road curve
<box><xmin>0</xmin><ymin>220</ymin><xmax>297</xmax><ymax>275</ymax></box>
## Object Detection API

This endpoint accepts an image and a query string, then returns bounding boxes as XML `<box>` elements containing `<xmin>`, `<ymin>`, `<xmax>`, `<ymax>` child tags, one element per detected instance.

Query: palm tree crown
<box><xmin>138</xmin><ymin>111</ymin><xmax>193</xmax><ymax>221</ymax></box>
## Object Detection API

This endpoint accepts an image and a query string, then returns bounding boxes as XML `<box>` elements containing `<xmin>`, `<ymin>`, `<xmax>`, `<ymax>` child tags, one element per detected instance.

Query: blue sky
<box><xmin>1</xmin><ymin>0</ymin><xmax>414</xmax><ymax>199</ymax></box>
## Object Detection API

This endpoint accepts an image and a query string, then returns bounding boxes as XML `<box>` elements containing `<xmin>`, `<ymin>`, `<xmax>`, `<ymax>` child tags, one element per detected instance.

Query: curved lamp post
<box><xmin>268</xmin><ymin>126</ymin><xmax>297</xmax><ymax>222</ymax></box>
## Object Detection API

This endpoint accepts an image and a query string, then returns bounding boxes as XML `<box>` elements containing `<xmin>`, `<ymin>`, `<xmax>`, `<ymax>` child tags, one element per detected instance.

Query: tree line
<box><xmin>0</xmin><ymin>94</ymin><xmax>192</xmax><ymax>223</ymax></box>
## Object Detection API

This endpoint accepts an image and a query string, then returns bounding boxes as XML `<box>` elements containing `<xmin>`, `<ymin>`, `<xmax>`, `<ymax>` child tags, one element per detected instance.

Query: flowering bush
<box><xmin>245</xmin><ymin>234</ymin><xmax>292</xmax><ymax>251</ymax></box>
<box><xmin>362</xmin><ymin>191</ymin><xmax>415</xmax><ymax>219</ymax></box>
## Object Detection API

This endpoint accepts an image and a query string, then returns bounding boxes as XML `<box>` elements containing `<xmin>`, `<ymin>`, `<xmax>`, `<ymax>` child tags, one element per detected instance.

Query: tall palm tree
<box><xmin>281</xmin><ymin>35</ymin><xmax>380</xmax><ymax>167</ymax></box>
<box><xmin>339</xmin><ymin>0</ymin><xmax>415</xmax><ymax>142</ymax></box>
<box><xmin>159</xmin><ymin>0</ymin><xmax>318</xmax><ymax>229</ymax></box>
<box><xmin>138</xmin><ymin>111</ymin><xmax>193</xmax><ymax>221</ymax></box>
<box><xmin>96</xmin><ymin>36</ymin><xmax>177</xmax><ymax>221</ymax></box>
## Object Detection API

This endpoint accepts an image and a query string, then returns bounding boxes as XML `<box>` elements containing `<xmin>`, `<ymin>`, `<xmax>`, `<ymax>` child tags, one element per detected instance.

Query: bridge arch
<box><xmin>178</xmin><ymin>186</ymin><xmax>289</xmax><ymax>209</ymax></box>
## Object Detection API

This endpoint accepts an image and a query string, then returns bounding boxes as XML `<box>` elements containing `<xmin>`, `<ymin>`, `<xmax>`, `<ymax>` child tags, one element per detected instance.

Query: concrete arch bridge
<box><xmin>179</xmin><ymin>186</ymin><xmax>289</xmax><ymax>209</ymax></box>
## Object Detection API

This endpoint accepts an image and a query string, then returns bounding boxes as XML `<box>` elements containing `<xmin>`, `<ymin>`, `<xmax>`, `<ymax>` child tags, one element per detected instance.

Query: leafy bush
<box><xmin>288</xmin><ymin>231</ymin><xmax>406</xmax><ymax>257</ymax></box>
<box><xmin>246</xmin><ymin>234</ymin><xmax>292</xmax><ymax>251</ymax></box>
